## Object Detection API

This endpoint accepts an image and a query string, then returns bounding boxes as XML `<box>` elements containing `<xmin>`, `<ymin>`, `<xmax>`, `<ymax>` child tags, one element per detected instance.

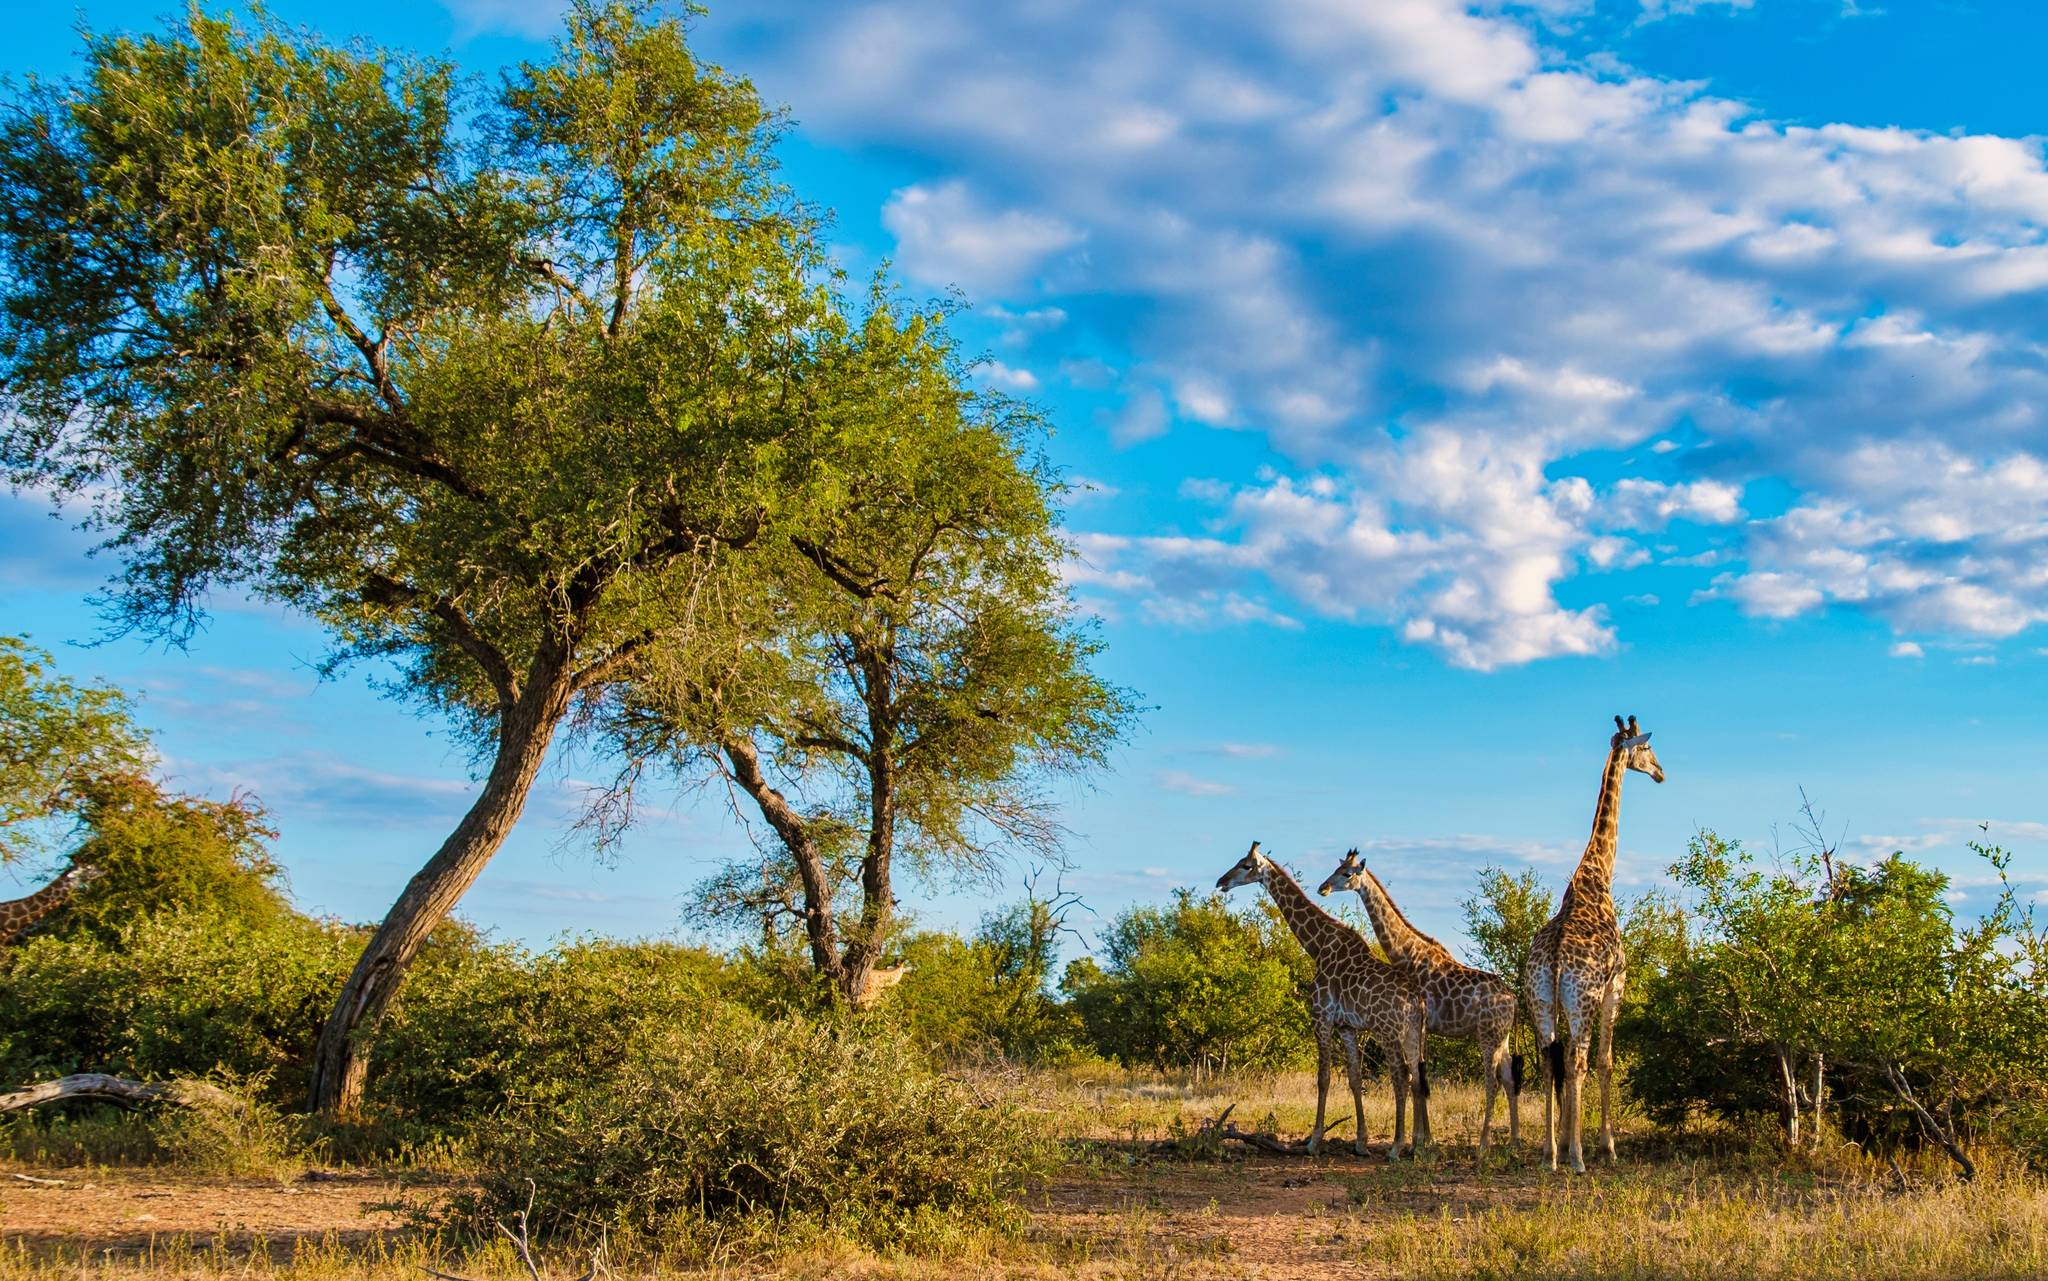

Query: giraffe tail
<box><xmin>1546</xmin><ymin>1040</ymin><xmax>1566</xmax><ymax>1102</ymax></box>
<box><xmin>1509</xmin><ymin>1052</ymin><xmax>1526</xmax><ymax>1095</ymax></box>
<box><xmin>1416</xmin><ymin>1059</ymin><xmax>1430</xmax><ymax>1100</ymax></box>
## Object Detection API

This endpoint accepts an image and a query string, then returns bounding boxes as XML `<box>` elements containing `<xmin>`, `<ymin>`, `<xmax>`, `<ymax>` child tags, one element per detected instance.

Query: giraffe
<box><xmin>1318</xmin><ymin>850</ymin><xmax>1521</xmax><ymax>1160</ymax></box>
<box><xmin>1526</xmin><ymin>714</ymin><xmax>1664</xmax><ymax>1173</ymax></box>
<box><xmin>0</xmin><ymin>863</ymin><xmax>101</xmax><ymax>946</ymax></box>
<box><xmin>1216</xmin><ymin>841</ymin><xmax>1429</xmax><ymax>1158</ymax></box>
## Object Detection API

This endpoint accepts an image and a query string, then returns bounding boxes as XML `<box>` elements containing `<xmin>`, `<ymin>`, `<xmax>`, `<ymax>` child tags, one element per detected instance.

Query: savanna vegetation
<box><xmin>0</xmin><ymin>3</ymin><xmax>2042</xmax><ymax>1278</ymax></box>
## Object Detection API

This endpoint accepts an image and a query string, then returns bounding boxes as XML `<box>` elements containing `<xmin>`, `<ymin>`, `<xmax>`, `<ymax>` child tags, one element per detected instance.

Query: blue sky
<box><xmin>4</xmin><ymin>0</ymin><xmax>2045</xmax><ymax>956</ymax></box>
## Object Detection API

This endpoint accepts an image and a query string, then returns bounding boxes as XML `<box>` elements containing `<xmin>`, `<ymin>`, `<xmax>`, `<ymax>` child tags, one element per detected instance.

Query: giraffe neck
<box><xmin>1257</xmin><ymin>860</ymin><xmax>1360</xmax><ymax>962</ymax></box>
<box><xmin>1352</xmin><ymin>869</ymin><xmax>1457</xmax><ymax>972</ymax></box>
<box><xmin>1570</xmin><ymin>744</ymin><xmax>1628</xmax><ymax>898</ymax></box>
<box><xmin>0</xmin><ymin>870</ymin><xmax>82</xmax><ymax>944</ymax></box>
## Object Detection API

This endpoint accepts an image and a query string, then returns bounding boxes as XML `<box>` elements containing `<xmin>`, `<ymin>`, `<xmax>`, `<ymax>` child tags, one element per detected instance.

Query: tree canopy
<box><xmin>0</xmin><ymin>0</ymin><xmax>851</xmax><ymax>1111</ymax></box>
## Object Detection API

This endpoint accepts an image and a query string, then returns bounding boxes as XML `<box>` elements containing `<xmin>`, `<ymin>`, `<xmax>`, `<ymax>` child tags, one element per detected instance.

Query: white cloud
<box><xmin>1889</xmin><ymin>641</ymin><xmax>1924</xmax><ymax>658</ymax></box>
<box><xmin>880</xmin><ymin>181</ymin><xmax>1082</xmax><ymax>295</ymax></box>
<box><xmin>1154</xmin><ymin>769</ymin><xmax>1237</xmax><ymax>798</ymax></box>
<box><xmin>976</xmin><ymin>360</ymin><xmax>1040</xmax><ymax>391</ymax></box>
<box><xmin>706</xmin><ymin>0</ymin><xmax>2048</xmax><ymax>665</ymax></box>
<box><xmin>1194</xmin><ymin>741</ymin><xmax>1284</xmax><ymax>759</ymax></box>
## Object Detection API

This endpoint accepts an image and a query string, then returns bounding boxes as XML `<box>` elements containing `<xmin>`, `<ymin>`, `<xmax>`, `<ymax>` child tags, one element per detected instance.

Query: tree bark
<box><xmin>1774</xmin><ymin>1044</ymin><xmax>1800</xmax><ymax>1144</ymax></box>
<box><xmin>841</xmin><ymin>645</ymin><xmax>895</xmax><ymax>1004</ymax></box>
<box><xmin>721</xmin><ymin>737</ymin><xmax>844</xmax><ymax>989</ymax></box>
<box><xmin>305</xmin><ymin>655</ymin><xmax>577</xmax><ymax>1115</ymax></box>
<box><xmin>1883</xmin><ymin>1060</ymin><xmax>1976</xmax><ymax>1182</ymax></box>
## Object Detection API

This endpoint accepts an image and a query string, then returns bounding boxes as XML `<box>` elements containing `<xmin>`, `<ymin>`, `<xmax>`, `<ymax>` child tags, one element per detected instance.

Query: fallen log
<box><xmin>0</xmin><ymin>1073</ymin><xmax>230</xmax><ymax>1114</ymax></box>
<box><xmin>1149</xmin><ymin>1104</ymin><xmax>1356</xmax><ymax>1157</ymax></box>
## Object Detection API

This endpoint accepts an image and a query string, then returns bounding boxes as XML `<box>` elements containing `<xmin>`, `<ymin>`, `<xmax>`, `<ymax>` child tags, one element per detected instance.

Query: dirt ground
<box><xmin>0</xmin><ymin>1167</ymin><xmax>425</xmax><ymax>1254</ymax></box>
<box><xmin>0</xmin><ymin>1149</ymin><xmax>1562</xmax><ymax>1278</ymax></box>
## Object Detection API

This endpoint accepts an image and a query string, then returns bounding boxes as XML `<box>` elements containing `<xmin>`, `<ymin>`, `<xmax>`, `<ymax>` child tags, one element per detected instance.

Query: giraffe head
<box><xmin>1316</xmin><ymin>847</ymin><xmax>1367</xmax><ymax>898</ymax></box>
<box><xmin>1215</xmin><ymin>840</ymin><xmax>1272</xmax><ymax>892</ymax></box>
<box><xmin>1612</xmin><ymin>714</ymin><xmax>1664</xmax><ymax>783</ymax></box>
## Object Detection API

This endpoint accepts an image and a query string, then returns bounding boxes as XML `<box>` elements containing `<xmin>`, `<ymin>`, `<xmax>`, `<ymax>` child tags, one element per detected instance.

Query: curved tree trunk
<box><xmin>306</xmin><ymin>658</ymin><xmax>576</xmax><ymax>1115</ymax></box>
<box><xmin>722</xmin><ymin>737</ymin><xmax>845</xmax><ymax>990</ymax></box>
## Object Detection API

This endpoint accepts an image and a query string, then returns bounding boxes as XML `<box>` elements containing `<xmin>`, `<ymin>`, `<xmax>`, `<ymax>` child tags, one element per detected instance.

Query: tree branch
<box><xmin>792</xmin><ymin>536</ymin><xmax>891</xmax><ymax>600</ymax></box>
<box><xmin>362</xmin><ymin>573</ymin><xmax>520</xmax><ymax>713</ymax></box>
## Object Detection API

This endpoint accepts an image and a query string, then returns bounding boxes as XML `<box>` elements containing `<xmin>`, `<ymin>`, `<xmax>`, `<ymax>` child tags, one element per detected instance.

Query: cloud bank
<box><xmin>703</xmin><ymin>0</ymin><xmax>2048</xmax><ymax>667</ymax></box>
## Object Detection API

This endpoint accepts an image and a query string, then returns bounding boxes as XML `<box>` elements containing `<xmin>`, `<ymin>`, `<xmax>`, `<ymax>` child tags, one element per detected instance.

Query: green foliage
<box><xmin>1062</xmin><ymin>890</ymin><xmax>1313</xmax><ymax>1075</ymax></box>
<box><xmin>0</xmin><ymin>911</ymin><xmax>357</xmax><ymax>1100</ymax></box>
<box><xmin>48</xmin><ymin>776</ymin><xmax>290</xmax><ymax>940</ymax></box>
<box><xmin>461</xmin><ymin>1012</ymin><xmax>1051</xmax><ymax>1251</ymax></box>
<box><xmin>365</xmin><ymin>930</ymin><xmax>731</xmax><ymax>1128</ymax></box>
<box><xmin>887</xmin><ymin>898</ymin><xmax>1092</xmax><ymax>1065</ymax></box>
<box><xmin>1462</xmin><ymin>865</ymin><xmax>1550</xmax><ymax>1052</ymax></box>
<box><xmin>610</xmin><ymin>293</ymin><xmax>1140</xmax><ymax>994</ymax></box>
<box><xmin>0</xmin><ymin>636</ymin><xmax>147</xmax><ymax>863</ymax></box>
<box><xmin>1626</xmin><ymin>829</ymin><xmax>2048</xmax><ymax>1168</ymax></box>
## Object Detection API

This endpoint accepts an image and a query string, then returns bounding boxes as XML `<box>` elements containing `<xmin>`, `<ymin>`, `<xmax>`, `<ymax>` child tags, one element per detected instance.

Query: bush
<box><xmin>0</xmin><ymin>910</ymin><xmax>358</xmax><ymax>1101</ymax></box>
<box><xmin>462</xmin><ymin>1009</ymin><xmax>1051</xmax><ymax>1252</ymax></box>
<box><xmin>1062</xmin><ymin>890</ymin><xmax>1312</xmax><ymax>1075</ymax></box>
<box><xmin>53</xmin><ymin>776</ymin><xmax>291</xmax><ymax>940</ymax></box>
<box><xmin>888</xmin><ymin>901</ymin><xmax>1093</xmax><ymax>1065</ymax></box>
<box><xmin>366</xmin><ymin>931</ymin><xmax>731</xmax><ymax>1130</ymax></box>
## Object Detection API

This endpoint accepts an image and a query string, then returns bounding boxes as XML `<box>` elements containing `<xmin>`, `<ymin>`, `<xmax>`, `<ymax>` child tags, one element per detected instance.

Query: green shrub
<box><xmin>366</xmin><ymin>931</ymin><xmax>730</xmax><ymax>1130</ymax></box>
<box><xmin>461</xmin><ymin>1009</ymin><xmax>1051</xmax><ymax>1252</ymax></box>
<box><xmin>1062</xmin><ymin>890</ymin><xmax>1313</xmax><ymax>1075</ymax></box>
<box><xmin>888</xmin><ymin>904</ymin><xmax>1093</xmax><ymax>1065</ymax></box>
<box><xmin>0</xmin><ymin>910</ymin><xmax>357</xmax><ymax>1100</ymax></box>
<box><xmin>53</xmin><ymin>776</ymin><xmax>292</xmax><ymax>940</ymax></box>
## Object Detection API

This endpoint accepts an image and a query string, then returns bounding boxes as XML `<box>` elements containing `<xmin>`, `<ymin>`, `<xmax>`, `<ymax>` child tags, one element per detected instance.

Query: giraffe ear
<box><xmin>1620</xmin><ymin>733</ymin><xmax>1650</xmax><ymax>748</ymax></box>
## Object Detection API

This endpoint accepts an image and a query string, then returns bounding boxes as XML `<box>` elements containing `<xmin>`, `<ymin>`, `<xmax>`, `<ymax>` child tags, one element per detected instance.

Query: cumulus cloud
<box><xmin>880</xmin><ymin>181</ymin><xmax>1083</xmax><ymax>295</ymax></box>
<box><xmin>703</xmin><ymin>0</ymin><xmax>2048</xmax><ymax>665</ymax></box>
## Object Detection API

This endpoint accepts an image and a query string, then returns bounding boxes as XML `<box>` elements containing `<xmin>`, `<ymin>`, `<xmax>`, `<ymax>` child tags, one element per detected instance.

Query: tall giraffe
<box><xmin>1318</xmin><ymin>851</ymin><xmax>1521</xmax><ymax>1160</ymax></box>
<box><xmin>0</xmin><ymin>863</ymin><xmax>100</xmax><ymax>946</ymax></box>
<box><xmin>1216</xmin><ymin>841</ymin><xmax>1429</xmax><ymax>1158</ymax></box>
<box><xmin>1526</xmin><ymin>715</ymin><xmax>1664</xmax><ymax>1173</ymax></box>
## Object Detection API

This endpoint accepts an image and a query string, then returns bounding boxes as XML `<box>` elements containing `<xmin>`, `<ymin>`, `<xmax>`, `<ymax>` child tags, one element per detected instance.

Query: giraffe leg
<box><xmin>1563</xmin><ymin>988</ymin><xmax>1594</xmax><ymax>1175</ymax></box>
<box><xmin>1345</xmin><ymin>1030</ymin><xmax>1367</xmax><ymax>1157</ymax></box>
<box><xmin>1528</xmin><ymin>964</ymin><xmax>1560</xmax><ymax>1171</ymax></box>
<box><xmin>1597</xmin><ymin>975</ymin><xmax>1623</xmax><ymax>1162</ymax></box>
<box><xmin>1310</xmin><ymin>1018</ymin><xmax>1332</xmax><ymax>1156</ymax></box>
<box><xmin>1502</xmin><ymin>1030</ymin><xmax>1522</xmax><ymax>1148</ymax></box>
<box><xmin>1478</xmin><ymin>1034</ymin><xmax>1501</xmax><ymax>1164</ymax></box>
<box><xmin>1389</xmin><ymin>1038</ymin><xmax>1409</xmax><ymax>1160</ymax></box>
<box><xmin>1411</xmin><ymin>1025</ymin><xmax>1432</xmax><ymax>1153</ymax></box>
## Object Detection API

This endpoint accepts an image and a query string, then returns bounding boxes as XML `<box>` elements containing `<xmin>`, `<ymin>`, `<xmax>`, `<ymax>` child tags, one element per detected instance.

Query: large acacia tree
<box><xmin>602</xmin><ymin>299</ymin><xmax>1138</xmax><ymax>1003</ymax></box>
<box><xmin>0</xmin><ymin>2</ymin><xmax>835</xmax><ymax>1111</ymax></box>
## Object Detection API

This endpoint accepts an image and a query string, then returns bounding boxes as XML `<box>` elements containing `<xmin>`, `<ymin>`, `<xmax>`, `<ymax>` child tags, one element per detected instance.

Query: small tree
<box><xmin>0</xmin><ymin>2</ymin><xmax>838</xmax><ymax>1111</ymax></box>
<box><xmin>604</xmin><ymin>299</ymin><xmax>1138</xmax><ymax>1002</ymax></box>
<box><xmin>1462</xmin><ymin>865</ymin><xmax>1550</xmax><ymax>1056</ymax></box>
<box><xmin>1063</xmin><ymin>890</ymin><xmax>1313</xmax><ymax>1076</ymax></box>
<box><xmin>0</xmin><ymin>637</ymin><xmax>148</xmax><ymax>863</ymax></box>
<box><xmin>54</xmin><ymin>776</ymin><xmax>289</xmax><ymax>940</ymax></box>
<box><xmin>1635</xmin><ymin>825</ymin><xmax>2048</xmax><ymax>1175</ymax></box>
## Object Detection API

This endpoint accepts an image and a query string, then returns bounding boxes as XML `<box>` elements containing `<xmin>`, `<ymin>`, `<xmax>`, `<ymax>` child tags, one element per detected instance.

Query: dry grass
<box><xmin>0</xmin><ymin>1069</ymin><xmax>2041</xmax><ymax>1279</ymax></box>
